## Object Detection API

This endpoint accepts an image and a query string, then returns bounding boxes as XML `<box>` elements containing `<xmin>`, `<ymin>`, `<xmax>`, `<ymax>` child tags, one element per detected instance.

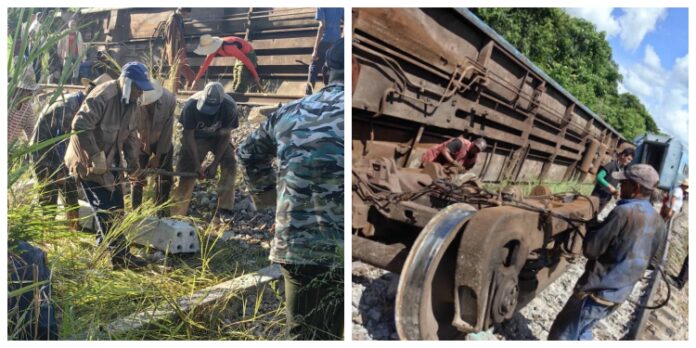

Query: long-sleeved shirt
<box><xmin>576</xmin><ymin>197</ymin><xmax>667</xmax><ymax>304</ymax></box>
<box><xmin>192</xmin><ymin>36</ymin><xmax>259</xmax><ymax>85</ymax></box>
<box><xmin>31</xmin><ymin>92</ymin><xmax>84</xmax><ymax>172</ymax></box>
<box><xmin>236</xmin><ymin>83</ymin><xmax>344</xmax><ymax>267</ymax></box>
<box><xmin>64</xmin><ymin>79</ymin><xmax>140</xmax><ymax>190</ymax></box>
<box><xmin>136</xmin><ymin>88</ymin><xmax>176</xmax><ymax>156</ymax></box>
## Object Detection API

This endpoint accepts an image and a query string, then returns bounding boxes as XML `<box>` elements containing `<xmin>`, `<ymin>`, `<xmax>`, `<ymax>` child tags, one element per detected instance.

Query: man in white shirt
<box><xmin>661</xmin><ymin>178</ymin><xmax>688</xmax><ymax>221</ymax></box>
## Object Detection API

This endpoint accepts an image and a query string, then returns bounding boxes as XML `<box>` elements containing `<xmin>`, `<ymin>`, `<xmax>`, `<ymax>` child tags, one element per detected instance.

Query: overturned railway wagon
<box><xmin>351</xmin><ymin>8</ymin><xmax>628</xmax><ymax>339</ymax></box>
<box><xmin>48</xmin><ymin>7</ymin><xmax>323</xmax><ymax>103</ymax></box>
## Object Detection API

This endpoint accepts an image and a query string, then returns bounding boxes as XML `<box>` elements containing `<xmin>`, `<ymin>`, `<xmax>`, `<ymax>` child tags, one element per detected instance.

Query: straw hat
<box><xmin>141</xmin><ymin>79</ymin><xmax>163</xmax><ymax>106</ymax></box>
<box><xmin>194</xmin><ymin>34</ymin><xmax>223</xmax><ymax>55</ymax></box>
<box><xmin>18</xmin><ymin>65</ymin><xmax>39</xmax><ymax>91</ymax></box>
<box><xmin>681</xmin><ymin>178</ymin><xmax>689</xmax><ymax>192</ymax></box>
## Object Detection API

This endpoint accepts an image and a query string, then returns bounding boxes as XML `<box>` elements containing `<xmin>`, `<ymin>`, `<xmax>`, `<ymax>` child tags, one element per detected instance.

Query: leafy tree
<box><xmin>471</xmin><ymin>8</ymin><xmax>659</xmax><ymax>139</ymax></box>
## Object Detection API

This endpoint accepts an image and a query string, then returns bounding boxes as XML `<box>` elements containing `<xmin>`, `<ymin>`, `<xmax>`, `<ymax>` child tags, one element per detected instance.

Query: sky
<box><xmin>564</xmin><ymin>8</ymin><xmax>689</xmax><ymax>146</ymax></box>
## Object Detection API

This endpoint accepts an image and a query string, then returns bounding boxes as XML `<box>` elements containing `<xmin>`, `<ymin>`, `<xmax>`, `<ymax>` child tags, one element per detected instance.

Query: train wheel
<box><xmin>395</xmin><ymin>204</ymin><xmax>476</xmax><ymax>340</ymax></box>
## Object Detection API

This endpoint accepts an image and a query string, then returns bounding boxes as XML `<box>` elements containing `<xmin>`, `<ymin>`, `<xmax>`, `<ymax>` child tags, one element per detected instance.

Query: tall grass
<box><xmin>6</xmin><ymin>8</ymin><xmax>287</xmax><ymax>340</ymax></box>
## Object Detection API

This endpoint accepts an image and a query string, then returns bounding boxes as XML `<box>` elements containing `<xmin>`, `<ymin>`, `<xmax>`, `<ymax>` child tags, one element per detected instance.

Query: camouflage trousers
<box><xmin>232</xmin><ymin>51</ymin><xmax>258</xmax><ymax>93</ymax></box>
<box><xmin>171</xmin><ymin>138</ymin><xmax>237</xmax><ymax>216</ymax></box>
<box><xmin>281</xmin><ymin>263</ymin><xmax>343</xmax><ymax>340</ymax></box>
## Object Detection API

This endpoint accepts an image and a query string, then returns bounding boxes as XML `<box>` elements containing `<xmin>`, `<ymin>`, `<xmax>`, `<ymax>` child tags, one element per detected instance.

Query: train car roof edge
<box><xmin>455</xmin><ymin>8</ymin><xmax>626</xmax><ymax>141</ymax></box>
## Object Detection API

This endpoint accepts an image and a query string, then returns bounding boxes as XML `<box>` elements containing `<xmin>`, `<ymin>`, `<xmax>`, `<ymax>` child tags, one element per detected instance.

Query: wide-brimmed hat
<box><xmin>18</xmin><ymin>65</ymin><xmax>39</xmax><ymax>91</ymax></box>
<box><xmin>612</xmin><ymin>164</ymin><xmax>659</xmax><ymax>190</ymax></box>
<box><xmin>194</xmin><ymin>34</ymin><xmax>223</xmax><ymax>56</ymax></box>
<box><xmin>141</xmin><ymin>79</ymin><xmax>163</xmax><ymax>106</ymax></box>
<box><xmin>681</xmin><ymin>178</ymin><xmax>689</xmax><ymax>192</ymax></box>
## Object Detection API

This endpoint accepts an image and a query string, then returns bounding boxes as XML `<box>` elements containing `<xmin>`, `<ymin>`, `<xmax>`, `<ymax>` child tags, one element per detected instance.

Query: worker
<box><xmin>30</xmin><ymin>74</ymin><xmax>112</xmax><ymax>230</ymax></box>
<box><xmin>9</xmin><ymin>65</ymin><xmax>40</xmax><ymax>143</ymax></box>
<box><xmin>170</xmin><ymin>82</ymin><xmax>239</xmax><ymax>222</ymax></box>
<box><xmin>57</xmin><ymin>19</ymin><xmax>84</xmax><ymax>84</ymax></box>
<box><xmin>306</xmin><ymin>8</ymin><xmax>343</xmax><ymax>95</ymax></box>
<box><xmin>64</xmin><ymin>62</ymin><xmax>154</xmax><ymax>270</ymax></box>
<box><xmin>191</xmin><ymin>34</ymin><xmax>262</xmax><ymax>92</ymax></box>
<box><xmin>421</xmin><ymin>136</ymin><xmax>487</xmax><ymax>171</ymax></box>
<box><xmin>130</xmin><ymin>80</ymin><xmax>176</xmax><ymax>211</ymax></box>
<box><xmin>591</xmin><ymin>147</ymin><xmax>635</xmax><ymax>214</ymax></box>
<box><xmin>671</xmin><ymin>255</ymin><xmax>688</xmax><ymax>290</ymax></box>
<box><xmin>660</xmin><ymin>178</ymin><xmax>688</xmax><ymax>221</ymax></box>
<box><xmin>237</xmin><ymin>38</ymin><xmax>345</xmax><ymax>340</ymax></box>
<box><xmin>162</xmin><ymin>7</ymin><xmax>194</xmax><ymax>93</ymax></box>
<box><xmin>548</xmin><ymin>164</ymin><xmax>666</xmax><ymax>340</ymax></box>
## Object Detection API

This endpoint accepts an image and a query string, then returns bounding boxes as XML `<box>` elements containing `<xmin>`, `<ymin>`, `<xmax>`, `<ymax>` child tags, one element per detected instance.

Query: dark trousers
<box><xmin>35</xmin><ymin>166</ymin><xmax>79</xmax><ymax>209</ymax></box>
<box><xmin>131</xmin><ymin>149</ymin><xmax>173</xmax><ymax>210</ymax></box>
<box><xmin>675</xmin><ymin>255</ymin><xmax>689</xmax><ymax>286</ymax></box>
<box><xmin>8</xmin><ymin>241</ymin><xmax>58</xmax><ymax>340</ymax></box>
<box><xmin>280</xmin><ymin>264</ymin><xmax>343</xmax><ymax>340</ymax></box>
<box><xmin>80</xmin><ymin>179</ymin><xmax>129</xmax><ymax>257</ymax></box>
<box><xmin>591</xmin><ymin>188</ymin><xmax>613</xmax><ymax>214</ymax></box>
<box><xmin>308</xmin><ymin>40</ymin><xmax>333</xmax><ymax>85</ymax></box>
<box><xmin>548</xmin><ymin>294</ymin><xmax>617</xmax><ymax>340</ymax></box>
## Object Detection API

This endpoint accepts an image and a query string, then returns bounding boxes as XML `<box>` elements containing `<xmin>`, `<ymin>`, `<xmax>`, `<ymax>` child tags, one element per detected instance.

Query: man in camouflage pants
<box><xmin>237</xmin><ymin>39</ymin><xmax>345</xmax><ymax>340</ymax></box>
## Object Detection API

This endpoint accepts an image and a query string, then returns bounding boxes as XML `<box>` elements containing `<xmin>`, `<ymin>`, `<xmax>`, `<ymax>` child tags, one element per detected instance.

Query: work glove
<box><xmin>90</xmin><ymin>151</ymin><xmax>107</xmax><ymax>175</ymax></box>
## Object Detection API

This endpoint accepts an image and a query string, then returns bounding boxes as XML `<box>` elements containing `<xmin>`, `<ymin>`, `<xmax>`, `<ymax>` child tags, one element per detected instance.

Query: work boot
<box><xmin>112</xmin><ymin>252</ymin><xmax>149</xmax><ymax>270</ymax></box>
<box><xmin>305</xmin><ymin>82</ymin><xmax>313</xmax><ymax>96</ymax></box>
<box><xmin>215</xmin><ymin>209</ymin><xmax>235</xmax><ymax>224</ymax></box>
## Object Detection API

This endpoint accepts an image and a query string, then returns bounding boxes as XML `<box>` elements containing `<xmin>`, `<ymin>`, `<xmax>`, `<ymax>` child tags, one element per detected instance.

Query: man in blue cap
<box><xmin>65</xmin><ymin>62</ymin><xmax>154</xmax><ymax>270</ymax></box>
<box><xmin>548</xmin><ymin>164</ymin><xmax>667</xmax><ymax>340</ymax></box>
<box><xmin>170</xmin><ymin>81</ymin><xmax>239</xmax><ymax>222</ymax></box>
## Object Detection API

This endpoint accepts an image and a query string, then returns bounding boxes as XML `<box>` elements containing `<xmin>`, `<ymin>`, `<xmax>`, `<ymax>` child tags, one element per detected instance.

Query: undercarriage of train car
<box><xmin>352</xmin><ymin>157</ymin><xmax>598</xmax><ymax>339</ymax></box>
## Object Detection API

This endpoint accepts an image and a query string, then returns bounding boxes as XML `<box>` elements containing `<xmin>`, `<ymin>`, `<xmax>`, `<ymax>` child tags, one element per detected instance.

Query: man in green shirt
<box><xmin>591</xmin><ymin>147</ymin><xmax>635</xmax><ymax>213</ymax></box>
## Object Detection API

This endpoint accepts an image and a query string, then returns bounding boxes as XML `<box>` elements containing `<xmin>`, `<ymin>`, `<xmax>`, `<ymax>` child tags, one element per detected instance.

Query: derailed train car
<box><xmin>351</xmin><ymin>8</ymin><xmax>629</xmax><ymax>339</ymax></box>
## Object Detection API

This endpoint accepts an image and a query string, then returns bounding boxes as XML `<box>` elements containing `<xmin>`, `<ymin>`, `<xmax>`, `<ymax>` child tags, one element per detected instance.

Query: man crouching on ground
<box><xmin>236</xmin><ymin>38</ymin><xmax>345</xmax><ymax>340</ymax></box>
<box><xmin>170</xmin><ymin>82</ymin><xmax>239</xmax><ymax>222</ymax></box>
<box><xmin>548</xmin><ymin>164</ymin><xmax>667</xmax><ymax>340</ymax></box>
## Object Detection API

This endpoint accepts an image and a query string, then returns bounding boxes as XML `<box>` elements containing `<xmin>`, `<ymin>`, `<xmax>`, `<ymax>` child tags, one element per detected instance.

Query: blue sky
<box><xmin>565</xmin><ymin>8</ymin><xmax>689</xmax><ymax>146</ymax></box>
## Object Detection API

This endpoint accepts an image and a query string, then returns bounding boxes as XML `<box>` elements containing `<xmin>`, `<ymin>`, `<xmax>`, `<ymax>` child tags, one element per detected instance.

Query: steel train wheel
<box><xmin>395</xmin><ymin>204</ymin><xmax>476</xmax><ymax>340</ymax></box>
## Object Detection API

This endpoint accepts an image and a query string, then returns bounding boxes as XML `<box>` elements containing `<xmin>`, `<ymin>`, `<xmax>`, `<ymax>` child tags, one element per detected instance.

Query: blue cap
<box><xmin>121</xmin><ymin>62</ymin><xmax>154</xmax><ymax>91</ymax></box>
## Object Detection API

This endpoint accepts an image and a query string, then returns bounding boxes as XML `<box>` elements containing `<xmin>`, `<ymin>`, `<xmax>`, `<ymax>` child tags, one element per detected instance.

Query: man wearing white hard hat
<box><xmin>131</xmin><ymin>79</ymin><xmax>177</xmax><ymax>210</ymax></box>
<box><xmin>191</xmin><ymin>34</ymin><xmax>262</xmax><ymax>92</ymax></box>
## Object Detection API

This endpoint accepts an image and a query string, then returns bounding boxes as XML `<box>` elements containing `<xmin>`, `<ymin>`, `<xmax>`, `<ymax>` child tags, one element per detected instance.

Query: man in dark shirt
<box><xmin>591</xmin><ymin>147</ymin><xmax>634</xmax><ymax>214</ymax></box>
<box><xmin>306</xmin><ymin>8</ymin><xmax>343</xmax><ymax>95</ymax></box>
<box><xmin>170</xmin><ymin>82</ymin><xmax>239</xmax><ymax>222</ymax></box>
<box><xmin>549</xmin><ymin>164</ymin><xmax>666</xmax><ymax>340</ymax></box>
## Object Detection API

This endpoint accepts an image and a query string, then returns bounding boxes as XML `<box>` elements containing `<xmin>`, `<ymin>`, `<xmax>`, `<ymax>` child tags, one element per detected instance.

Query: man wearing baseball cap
<box><xmin>421</xmin><ymin>135</ymin><xmax>487</xmax><ymax>172</ymax></box>
<box><xmin>237</xmin><ymin>38</ymin><xmax>345</xmax><ymax>340</ymax></box>
<box><xmin>64</xmin><ymin>61</ymin><xmax>153</xmax><ymax>270</ymax></box>
<box><xmin>549</xmin><ymin>164</ymin><xmax>667</xmax><ymax>340</ymax></box>
<box><xmin>170</xmin><ymin>82</ymin><xmax>239</xmax><ymax>222</ymax></box>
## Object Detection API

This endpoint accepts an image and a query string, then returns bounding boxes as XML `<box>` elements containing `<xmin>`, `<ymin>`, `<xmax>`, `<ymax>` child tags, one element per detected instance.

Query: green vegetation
<box><xmin>6</xmin><ymin>8</ymin><xmax>286</xmax><ymax>340</ymax></box>
<box><xmin>471</xmin><ymin>8</ymin><xmax>659</xmax><ymax>140</ymax></box>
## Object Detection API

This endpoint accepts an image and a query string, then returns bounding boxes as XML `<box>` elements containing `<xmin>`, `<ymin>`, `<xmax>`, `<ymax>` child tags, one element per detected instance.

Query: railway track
<box><xmin>39</xmin><ymin>83</ymin><xmax>303</xmax><ymax>106</ymax></box>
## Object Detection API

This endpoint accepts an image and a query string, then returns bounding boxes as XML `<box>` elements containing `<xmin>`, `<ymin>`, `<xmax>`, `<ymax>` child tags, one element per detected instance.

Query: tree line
<box><xmin>472</xmin><ymin>8</ymin><xmax>659</xmax><ymax>140</ymax></box>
